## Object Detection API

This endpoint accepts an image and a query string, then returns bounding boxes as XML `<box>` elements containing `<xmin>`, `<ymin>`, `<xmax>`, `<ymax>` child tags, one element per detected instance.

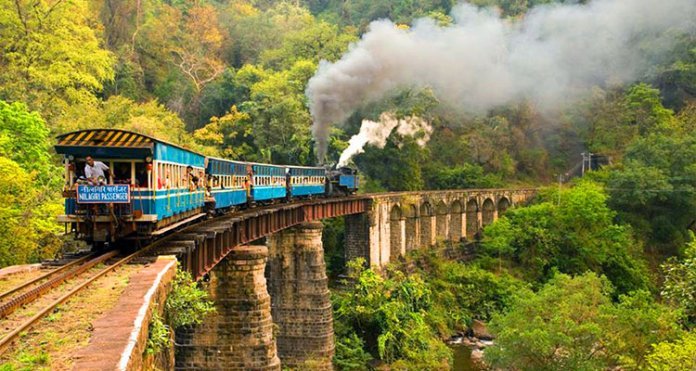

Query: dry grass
<box><xmin>0</xmin><ymin>264</ymin><xmax>143</xmax><ymax>370</ymax></box>
<box><xmin>0</xmin><ymin>268</ymin><xmax>54</xmax><ymax>295</ymax></box>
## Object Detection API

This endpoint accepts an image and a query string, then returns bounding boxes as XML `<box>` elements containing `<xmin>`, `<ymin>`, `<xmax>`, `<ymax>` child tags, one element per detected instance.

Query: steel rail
<box><xmin>0</xmin><ymin>251</ymin><xmax>118</xmax><ymax>319</ymax></box>
<box><xmin>0</xmin><ymin>253</ymin><xmax>96</xmax><ymax>303</ymax></box>
<box><xmin>0</xmin><ymin>244</ymin><xmax>158</xmax><ymax>355</ymax></box>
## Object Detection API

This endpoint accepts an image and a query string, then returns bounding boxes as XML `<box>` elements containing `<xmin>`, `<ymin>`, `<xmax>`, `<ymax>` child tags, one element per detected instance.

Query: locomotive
<box><xmin>54</xmin><ymin>129</ymin><xmax>358</xmax><ymax>246</ymax></box>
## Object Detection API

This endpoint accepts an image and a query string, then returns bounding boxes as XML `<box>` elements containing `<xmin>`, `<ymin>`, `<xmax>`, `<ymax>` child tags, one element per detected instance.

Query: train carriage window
<box><xmin>135</xmin><ymin>162</ymin><xmax>148</xmax><ymax>188</ymax></box>
<box><xmin>114</xmin><ymin>162</ymin><xmax>131</xmax><ymax>184</ymax></box>
<box><xmin>73</xmin><ymin>160</ymin><xmax>86</xmax><ymax>180</ymax></box>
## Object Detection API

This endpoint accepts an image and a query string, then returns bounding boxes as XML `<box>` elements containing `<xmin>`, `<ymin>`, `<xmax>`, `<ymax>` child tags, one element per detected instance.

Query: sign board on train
<box><xmin>77</xmin><ymin>185</ymin><xmax>131</xmax><ymax>204</ymax></box>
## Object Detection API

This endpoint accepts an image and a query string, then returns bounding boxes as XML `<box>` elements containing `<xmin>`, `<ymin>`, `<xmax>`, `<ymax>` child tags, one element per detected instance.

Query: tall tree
<box><xmin>0</xmin><ymin>100</ymin><xmax>62</xmax><ymax>266</ymax></box>
<box><xmin>0</xmin><ymin>0</ymin><xmax>114</xmax><ymax>124</ymax></box>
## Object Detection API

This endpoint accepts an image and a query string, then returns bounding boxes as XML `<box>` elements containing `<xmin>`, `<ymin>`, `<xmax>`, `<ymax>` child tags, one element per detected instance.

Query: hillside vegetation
<box><xmin>0</xmin><ymin>0</ymin><xmax>694</xmax><ymax>369</ymax></box>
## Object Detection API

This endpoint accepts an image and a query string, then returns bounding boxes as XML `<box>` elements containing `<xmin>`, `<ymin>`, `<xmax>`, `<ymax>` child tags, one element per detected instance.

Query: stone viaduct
<box><xmin>345</xmin><ymin>189</ymin><xmax>536</xmax><ymax>268</ymax></box>
<box><xmin>82</xmin><ymin>189</ymin><xmax>535</xmax><ymax>370</ymax></box>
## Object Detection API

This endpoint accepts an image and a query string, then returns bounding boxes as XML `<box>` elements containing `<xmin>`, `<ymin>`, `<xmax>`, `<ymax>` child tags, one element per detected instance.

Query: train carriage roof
<box><xmin>54</xmin><ymin>129</ymin><xmax>203</xmax><ymax>160</ymax></box>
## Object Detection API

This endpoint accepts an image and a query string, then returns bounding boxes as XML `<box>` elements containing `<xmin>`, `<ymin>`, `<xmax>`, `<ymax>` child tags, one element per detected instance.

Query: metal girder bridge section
<box><xmin>155</xmin><ymin>197</ymin><xmax>368</xmax><ymax>280</ymax></box>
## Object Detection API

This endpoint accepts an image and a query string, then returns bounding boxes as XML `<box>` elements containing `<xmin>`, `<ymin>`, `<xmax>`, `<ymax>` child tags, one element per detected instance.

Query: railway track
<box><xmin>0</xmin><ymin>247</ymin><xmax>155</xmax><ymax>354</ymax></box>
<box><xmin>0</xmin><ymin>253</ymin><xmax>95</xmax><ymax>304</ymax></box>
<box><xmin>0</xmin><ymin>209</ymin><xmax>227</xmax><ymax>355</ymax></box>
<box><xmin>0</xmin><ymin>252</ymin><xmax>112</xmax><ymax>319</ymax></box>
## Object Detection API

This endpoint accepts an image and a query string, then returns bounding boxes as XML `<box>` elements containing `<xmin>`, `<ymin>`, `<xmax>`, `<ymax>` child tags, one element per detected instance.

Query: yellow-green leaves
<box><xmin>0</xmin><ymin>0</ymin><xmax>114</xmax><ymax>123</ymax></box>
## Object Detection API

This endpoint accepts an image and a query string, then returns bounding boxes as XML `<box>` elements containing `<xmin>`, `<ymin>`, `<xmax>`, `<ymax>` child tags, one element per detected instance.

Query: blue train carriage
<box><xmin>54</xmin><ymin>129</ymin><xmax>207</xmax><ymax>245</ymax></box>
<box><xmin>249</xmin><ymin>162</ymin><xmax>287</xmax><ymax>203</ymax></box>
<box><xmin>206</xmin><ymin>157</ymin><xmax>248</xmax><ymax>211</ymax></box>
<box><xmin>287</xmin><ymin>165</ymin><xmax>326</xmax><ymax>198</ymax></box>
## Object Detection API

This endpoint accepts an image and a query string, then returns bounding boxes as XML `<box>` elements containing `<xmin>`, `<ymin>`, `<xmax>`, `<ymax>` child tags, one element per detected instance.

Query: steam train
<box><xmin>55</xmin><ymin>129</ymin><xmax>358</xmax><ymax>246</ymax></box>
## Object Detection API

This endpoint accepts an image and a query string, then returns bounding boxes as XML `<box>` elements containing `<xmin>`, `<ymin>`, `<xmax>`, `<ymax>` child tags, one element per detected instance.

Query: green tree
<box><xmin>0</xmin><ymin>158</ymin><xmax>41</xmax><ymax>266</ymax></box>
<box><xmin>606</xmin><ymin>129</ymin><xmax>696</xmax><ymax>251</ymax></box>
<box><xmin>0</xmin><ymin>0</ymin><xmax>114</xmax><ymax>123</ymax></box>
<box><xmin>660</xmin><ymin>237</ymin><xmax>696</xmax><ymax>325</ymax></box>
<box><xmin>424</xmin><ymin>164</ymin><xmax>503</xmax><ymax>189</ymax></box>
<box><xmin>0</xmin><ymin>100</ymin><xmax>59</xmax><ymax>183</ymax></box>
<box><xmin>0</xmin><ymin>101</ymin><xmax>62</xmax><ymax>266</ymax></box>
<box><xmin>646</xmin><ymin>331</ymin><xmax>696</xmax><ymax>370</ymax></box>
<box><xmin>355</xmin><ymin>137</ymin><xmax>426</xmax><ymax>191</ymax></box>
<box><xmin>236</xmin><ymin>60</ymin><xmax>318</xmax><ymax>164</ymax></box>
<box><xmin>193</xmin><ymin>105</ymin><xmax>256</xmax><ymax>159</ymax></box>
<box><xmin>260</xmin><ymin>19</ymin><xmax>357</xmax><ymax>70</ymax></box>
<box><xmin>483</xmin><ymin>181</ymin><xmax>650</xmax><ymax>294</ymax></box>
<box><xmin>57</xmin><ymin>95</ymin><xmax>195</xmax><ymax>148</ymax></box>
<box><xmin>487</xmin><ymin>273</ymin><xmax>681</xmax><ymax>370</ymax></box>
<box><xmin>333</xmin><ymin>258</ymin><xmax>452</xmax><ymax>369</ymax></box>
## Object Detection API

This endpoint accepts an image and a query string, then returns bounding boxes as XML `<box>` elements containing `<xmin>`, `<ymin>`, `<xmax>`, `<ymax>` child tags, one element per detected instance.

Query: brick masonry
<box><xmin>71</xmin><ymin>255</ymin><xmax>178</xmax><ymax>371</ymax></box>
<box><xmin>175</xmin><ymin>245</ymin><xmax>280</xmax><ymax>370</ymax></box>
<box><xmin>344</xmin><ymin>213</ymin><xmax>371</xmax><ymax>265</ymax></box>
<box><xmin>266</xmin><ymin>222</ymin><xmax>335</xmax><ymax>369</ymax></box>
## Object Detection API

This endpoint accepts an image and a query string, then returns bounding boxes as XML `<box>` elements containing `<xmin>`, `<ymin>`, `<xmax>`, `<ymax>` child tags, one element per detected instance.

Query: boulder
<box><xmin>471</xmin><ymin>349</ymin><xmax>484</xmax><ymax>361</ymax></box>
<box><xmin>471</xmin><ymin>319</ymin><xmax>494</xmax><ymax>340</ymax></box>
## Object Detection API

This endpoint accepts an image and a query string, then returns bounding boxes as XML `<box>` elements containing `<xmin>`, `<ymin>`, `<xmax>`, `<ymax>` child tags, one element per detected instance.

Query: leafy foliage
<box><xmin>660</xmin><ymin>237</ymin><xmax>696</xmax><ymax>325</ymax></box>
<box><xmin>333</xmin><ymin>331</ymin><xmax>372</xmax><ymax>371</ymax></box>
<box><xmin>646</xmin><ymin>331</ymin><xmax>696</xmax><ymax>370</ymax></box>
<box><xmin>606</xmin><ymin>127</ymin><xmax>696</xmax><ymax>251</ymax></box>
<box><xmin>486</xmin><ymin>273</ymin><xmax>682</xmax><ymax>370</ymax></box>
<box><xmin>333</xmin><ymin>251</ymin><xmax>526</xmax><ymax>369</ymax></box>
<box><xmin>333</xmin><ymin>258</ymin><xmax>451</xmax><ymax>368</ymax></box>
<box><xmin>0</xmin><ymin>0</ymin><xmax>114</xmax><ymax>123</ymax></box>
<box><xmin>0</xmin><ymin>101</ymin><xmax>61</xmax><ymax>266</ymax></box>
<box><xmin>146</xmin><ymin>312</ymin><xmax>171</xmax><ymax>355</ymax></box>
<box><xmin>164</xmin><ymin>269</ymin><xmax>215</xmax><ymax>329</ymax></box>
<box><xmin>483</xmin><ymin>181</ymin><xmax>650</xmax><ymax>294</ymax></box>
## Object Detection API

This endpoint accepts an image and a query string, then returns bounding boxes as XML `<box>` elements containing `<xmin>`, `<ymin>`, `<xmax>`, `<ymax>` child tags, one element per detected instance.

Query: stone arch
<box><xmin>482</xmin><ymin>198</ymin><xmax>496</xmax><ymax>226</ymax></box>
<box><xmin>390</xmin><ymin>205</ymin><xmax>404</xmax><ymax>259</ymax></box>
<box><xmin>435</xmin><ymin>201</ymin><xmax>449</xmax><ymax>240</ymax></box>
<box><xmin>450</xmin><ymin>200</ymin><xmax>464</xmax><ymax>241</ymax></box>
<box><xmin>465</xmin><ymin>198</ymin><xmax>478</xmax><ymax>238</ymax></box>
<box><xmin>498</xmin><ymin>197</ymin><xmax>511</xmax><ymax>215</ymax></box>
<box><xmin>390</xmin><ymin>205</ymin><xmax>402</xmax><ymax>220</ymax></box>
<box><xmin>404</xmin><ymin>205</ymin><xmax>418</xmax><ymax>252</ymax></box>
<box><xmin>420</xmin><ymin>201</ymin><xmax>433</xmax><ymax>247</ymax></box>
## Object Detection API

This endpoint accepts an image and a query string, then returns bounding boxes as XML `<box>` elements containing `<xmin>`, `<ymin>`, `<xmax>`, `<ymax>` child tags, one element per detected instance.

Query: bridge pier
<box><xmin>175</xmin><ymin>245</ymin><xmax>280</xmax><ymax>370</ymax></box>
<box><xmin>266</xmin><ymin>222</ymin><xmax>335</xmax><ymax>369</ymax></box>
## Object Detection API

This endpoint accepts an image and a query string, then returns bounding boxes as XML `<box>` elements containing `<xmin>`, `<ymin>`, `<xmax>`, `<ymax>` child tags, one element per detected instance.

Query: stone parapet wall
<box><xmin>71</xmin><ymin>256</ymin><xmax>178</xmax><ymax>371</ymax></box>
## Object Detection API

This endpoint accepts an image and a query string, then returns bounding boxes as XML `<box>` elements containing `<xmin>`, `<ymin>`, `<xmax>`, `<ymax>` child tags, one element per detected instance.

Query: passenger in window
<box><xmin>114</xmin><ymin>162</ymin><xmax>130</xmax><ymax>184</ymax></box>
<box><xmin>186</xmin><ymin>166</ymin><xmax>199</xmax><ymax>191</ymax></box>
<box><xmin>134</xmin><ymin>163</ymin><xmax>148</xmax><ymax>188</ymax></box>
<box><xmin>199</xmin><ymin>170</ymin><xmax>205</xmax><ymax>187</ymax></box>
<box><xmin>84</xmin><ymin>155</ymin><xmax>110</xmax><ymax>185</ymax></box>
<box><xmin>158</xmin><ymin>169</ymin><xmax>170</xmax><ymax>189</ymax></box>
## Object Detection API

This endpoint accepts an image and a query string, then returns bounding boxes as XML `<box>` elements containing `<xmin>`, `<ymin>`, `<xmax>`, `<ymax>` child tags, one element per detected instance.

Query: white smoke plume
<box><xmin>307</xmin><ymin>0</ymin><xmax>696</xmax><ymax>162</ymax></box>
<box><xmin>338</xmin><ymin>113</ymin><xmax>432</xmax><ymax>167</ymax></box>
